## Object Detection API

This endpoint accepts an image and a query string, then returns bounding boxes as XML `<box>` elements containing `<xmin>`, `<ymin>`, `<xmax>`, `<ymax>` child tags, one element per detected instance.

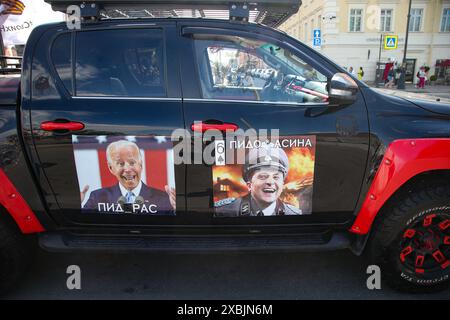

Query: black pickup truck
<box><xmin>0</xmin><ymin>0</ymin><xmax>449</xmax><ymax>295</ymax></box>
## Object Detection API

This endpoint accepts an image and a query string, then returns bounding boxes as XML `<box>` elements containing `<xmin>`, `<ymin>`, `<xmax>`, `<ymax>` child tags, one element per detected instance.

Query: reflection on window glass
<box><xmin>76</xmin><ymin>29</ymin><xmax>166</xmax><ymax>97</ymax></box>
<box><xmin>408</xmin><ymin>8</ymin><xmax>423</xmax><ymax>32</ymax></box>
<box><xmin>442</xmin><ymin>8</ymin><xmax>450</xmax><ymax>32</ymax></box>
<box><xmin>194</xmin><ymin>35</ymin><xmax>328</xmax><ymax>104</ymax></box>
<box><xmin>380</xmin><ymin>9</ymin><xmax>392</xmax><ymax>32</ymax></box>
<box><xmin>349</xmin><ymin>9</ymin><xmax>363</xmax><ymax>32</ymax></box>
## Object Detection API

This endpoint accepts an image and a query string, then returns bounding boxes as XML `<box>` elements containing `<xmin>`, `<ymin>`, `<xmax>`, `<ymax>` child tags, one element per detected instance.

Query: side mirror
<box><xmin>329</xmin><ymin>73</ymin><xmax>359</xmax><ymax>105</ymax></box>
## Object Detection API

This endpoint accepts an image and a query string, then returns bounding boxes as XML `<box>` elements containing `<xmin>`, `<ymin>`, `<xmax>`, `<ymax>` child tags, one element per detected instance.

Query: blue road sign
<box><xmin>313</xmin><ymin>29</ymin><xmax>321</xmax><ymax>47</ymax></box>
<box><xmin>384</xmin><ymin>35</ymin><xmax>398</xmax><ymax>50</ymax></box>
<box><xmin>313</xmin><ymin>29</ymin><xmax>321</xmax><ymax>39</ymax></box>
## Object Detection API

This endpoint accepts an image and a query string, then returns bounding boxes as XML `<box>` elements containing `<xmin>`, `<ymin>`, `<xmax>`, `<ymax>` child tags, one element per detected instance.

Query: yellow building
<box><xmin>279</xmin><ymin>0</ymin><xmax>450</xmax><ymax>83</ymax></box>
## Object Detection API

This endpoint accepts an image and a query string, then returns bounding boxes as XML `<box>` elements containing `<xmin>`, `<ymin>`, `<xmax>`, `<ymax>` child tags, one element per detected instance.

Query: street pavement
<box><xmin>371</xmin><ymin>84</ymin><xmax>450</xmax><ymax>103</ymax></box>
<box><xmin>4</xmin><ymin>248</ymin><xmax>450</xmax><ymax>300</ymax></box>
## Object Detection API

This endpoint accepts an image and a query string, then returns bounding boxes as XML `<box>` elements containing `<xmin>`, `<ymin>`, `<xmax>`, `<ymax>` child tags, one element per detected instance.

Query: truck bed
<box><xmin>0</xmin><ymin>75</ymin><xmax>20</xmax><ymax>105</ymax></box>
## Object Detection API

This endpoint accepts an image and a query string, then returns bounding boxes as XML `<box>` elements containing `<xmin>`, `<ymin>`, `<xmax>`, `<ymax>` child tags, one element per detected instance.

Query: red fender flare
<box><xmin>0</xmin><ymin>169</ymin><xmax>45</xmax><ymax>234</ymax></box>
<box><xmin>350</xmin><ymin>138</ymin><xmax>450</xmax><ymax>235</ymax></box>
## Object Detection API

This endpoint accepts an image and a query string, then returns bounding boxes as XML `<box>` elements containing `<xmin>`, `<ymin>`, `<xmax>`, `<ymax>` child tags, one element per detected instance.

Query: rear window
<box><xmin>75</xmin><ymin>28</ymin><xmax>166</xmax><ymax>97</ymax></box>
<box><xmin>52</xmin><ymin>33</ymin><xmax>73</xmax><ymax>95</ymax></box>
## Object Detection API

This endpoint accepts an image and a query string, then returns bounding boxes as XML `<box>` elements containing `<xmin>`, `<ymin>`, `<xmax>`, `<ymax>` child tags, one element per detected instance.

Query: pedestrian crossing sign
<box><xmin>384</xmin><ymin>35</ymin><xmax>398</xmax><ymax>50</ymax></box>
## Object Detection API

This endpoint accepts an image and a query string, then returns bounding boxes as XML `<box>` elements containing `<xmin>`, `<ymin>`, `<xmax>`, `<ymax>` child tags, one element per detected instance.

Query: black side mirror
<box><xmin>329</xmin><ymin>73</ymin><xmax>359</xmax><ymax>105</ymax></box>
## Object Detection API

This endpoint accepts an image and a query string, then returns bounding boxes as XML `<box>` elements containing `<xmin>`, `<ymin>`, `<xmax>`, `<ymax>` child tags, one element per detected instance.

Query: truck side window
<box><xmin>75</xmin><ymin>29</ymin><xmax>166</xmax><ymax>97</ymax></box>
<box><xmin>52</xmin><ymin>33</ymin><xmax>73</xmax><ymax>95</ymax></box>
<box><xmin>192</xmin><ymin>34</ymin><xmax>329</xmax><ymax>104</ymax></box>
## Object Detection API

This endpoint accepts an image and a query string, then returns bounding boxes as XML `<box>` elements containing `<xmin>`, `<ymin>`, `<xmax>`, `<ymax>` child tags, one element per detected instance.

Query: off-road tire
<box><xmin>367</xmin><ymin>179</ymin><xmax>450</xmax><ymax>293</ymax></box>
<box><xmin>0</xmin><ymin>213</ymin><xmax>36</xmax><ymax>296</ymax></box>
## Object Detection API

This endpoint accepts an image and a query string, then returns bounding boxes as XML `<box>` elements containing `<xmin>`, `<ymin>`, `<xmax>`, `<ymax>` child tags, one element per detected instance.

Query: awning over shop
<box><xmin>436</xmin><ymin>59</ymin><xmax>450</xmax><ymax>68</ymax></box>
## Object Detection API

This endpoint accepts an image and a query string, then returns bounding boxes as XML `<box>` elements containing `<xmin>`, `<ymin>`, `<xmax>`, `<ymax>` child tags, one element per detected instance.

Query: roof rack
<box><xmin>45</xmin><ymin>0</ymin><xmax>301</xmax><ymax>28</ymax></box>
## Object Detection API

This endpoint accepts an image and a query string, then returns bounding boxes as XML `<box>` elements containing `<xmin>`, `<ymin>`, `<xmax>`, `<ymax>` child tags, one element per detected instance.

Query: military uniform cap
<box><xmin>243</xmin><ymin>144</ymin><xmax>289</xmax><ymax>181</ymax></box>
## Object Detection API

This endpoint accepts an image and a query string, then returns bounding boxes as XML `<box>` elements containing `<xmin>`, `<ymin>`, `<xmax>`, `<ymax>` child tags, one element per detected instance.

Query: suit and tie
<box><xmin>83</xmin><ymin>182</ymin><xmax>174</xmax><ymax>215</ymax></box>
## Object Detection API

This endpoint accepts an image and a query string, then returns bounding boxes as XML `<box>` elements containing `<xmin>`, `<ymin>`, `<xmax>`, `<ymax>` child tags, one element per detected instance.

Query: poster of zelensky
<box><xmin>213</xmin><ymin>135</ymin><xmax>316</xmax><ymax>217</ymax></box>
<box><xmin>72</xmin><ymin>135</ymin><xmax>176</xmax><ymax>215</ymax></box>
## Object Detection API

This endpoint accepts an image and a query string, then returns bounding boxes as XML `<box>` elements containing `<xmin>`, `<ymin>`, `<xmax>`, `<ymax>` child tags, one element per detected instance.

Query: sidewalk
<box><xmin>370</xmin><ymin>83</ymin><xmax>450</xmax><ymax>104</ymax></box>
<box><xmin>403</xmin><ymin>84</ymin><xmax>450</xmax><ymax>95</ymax></box>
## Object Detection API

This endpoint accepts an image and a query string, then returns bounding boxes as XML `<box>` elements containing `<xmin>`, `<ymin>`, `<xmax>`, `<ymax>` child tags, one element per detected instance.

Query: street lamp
<box><xmin>397</xmin><ymin>0</ymin><xmax>413</xmax><ymax>89</ymax></box>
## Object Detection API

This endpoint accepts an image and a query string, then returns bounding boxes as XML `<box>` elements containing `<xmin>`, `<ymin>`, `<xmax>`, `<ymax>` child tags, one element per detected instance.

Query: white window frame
<box><xmin>349</xmin><ymin>8</ymin><xmax>364</xmax><ymax>32</ymax></box>
<box><xmin>304</xmin><ymin>22</ymin><xmax>308</xmax><ymax>41</ymax></box>
<box><xmin>441</xmin><ymin>7</ymin><xmax>450</xmax><ymax>32</ymax></box>
<box><xmin>409</xmin><ymin>7</ymin><xmax>424</xmax><ymax>32</ymax></box>
<box><xmin>380</xmin><ymin>8</ymin><xmax>393</xmax><ymax>32</ymax></box>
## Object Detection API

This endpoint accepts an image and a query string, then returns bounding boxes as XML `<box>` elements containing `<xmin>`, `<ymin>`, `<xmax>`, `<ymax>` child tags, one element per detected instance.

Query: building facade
<box><xmin>279</xmin><ymin>0</ymin><xmax>450</xmax><ymax>84</ymax></box>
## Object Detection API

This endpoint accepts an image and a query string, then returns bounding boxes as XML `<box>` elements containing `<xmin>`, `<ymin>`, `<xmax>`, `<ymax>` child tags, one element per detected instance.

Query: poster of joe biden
<box><xmin>72</xmin><ymin>135</ymin><xmax>176</xmax><ymax>215</ymax></box>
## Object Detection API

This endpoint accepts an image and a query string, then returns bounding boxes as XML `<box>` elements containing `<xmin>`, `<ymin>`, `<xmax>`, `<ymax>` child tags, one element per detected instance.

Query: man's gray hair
<box><xmin>106</xmin><ymin>140</ymin><xmax>142</xmax><ymax>165</ymax></box>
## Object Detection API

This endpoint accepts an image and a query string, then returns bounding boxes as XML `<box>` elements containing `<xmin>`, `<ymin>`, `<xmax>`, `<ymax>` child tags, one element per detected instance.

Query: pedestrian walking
<box><xmin>384</xmin><ymin>67</ymin><xmax>395</xmax><ymax>88</ymax></box>
<box><xmin>357</xmin><ymin>67</ymin><xmax>364</xmax><ymax>80</ymax></box>
<box><xmin>417</xmin><ymin>67</ymin><xmax>426</xmax><ymax>89</ymax></box>
<box><xmin>394</xmin><ymin>63</ymin><xmax>401</xmax><ymax>86</ymax></box>
<box><xmin>348</xmin><ymin>66</ymin><xmax>355</xmax><ymax>76</ymax></box>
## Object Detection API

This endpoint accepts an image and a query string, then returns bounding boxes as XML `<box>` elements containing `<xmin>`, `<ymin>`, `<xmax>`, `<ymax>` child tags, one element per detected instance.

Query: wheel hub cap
<box><xmin>400</xmin><ymin>214</ymin><xmax>450</xmax><ymax>274</ymax></box>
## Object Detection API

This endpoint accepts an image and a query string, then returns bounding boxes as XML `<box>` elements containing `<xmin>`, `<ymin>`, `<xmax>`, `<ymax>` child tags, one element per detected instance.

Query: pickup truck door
<box><xmin>23</xmin><ymin>22</ymin><xmax>186</xmax><ymax>226</ymax></box>
<box><xmin>178</xmin><ymin>22</ymin><xmax>370</xmax><ymax>225</ymax></box>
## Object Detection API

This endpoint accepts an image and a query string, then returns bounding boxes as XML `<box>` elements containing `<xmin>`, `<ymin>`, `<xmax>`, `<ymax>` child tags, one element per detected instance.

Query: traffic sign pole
<box><xmin>398</xmin><ymin>0</ymin><xmax>413</xmax><ymax>90</ymax></box>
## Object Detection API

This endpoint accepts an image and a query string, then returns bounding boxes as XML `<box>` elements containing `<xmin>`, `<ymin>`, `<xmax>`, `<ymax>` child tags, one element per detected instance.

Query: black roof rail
<box><xmin>45</xmin><ymin>0</ymin><xmax>301</xmax><ymax>27</ymax></box>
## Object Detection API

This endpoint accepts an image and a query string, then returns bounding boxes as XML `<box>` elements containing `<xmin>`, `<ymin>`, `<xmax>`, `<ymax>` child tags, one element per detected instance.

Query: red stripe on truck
<box><xmin>0</xmin><ymin>169</ymin><xmax>45</xmax><ymax>234</ymax></box>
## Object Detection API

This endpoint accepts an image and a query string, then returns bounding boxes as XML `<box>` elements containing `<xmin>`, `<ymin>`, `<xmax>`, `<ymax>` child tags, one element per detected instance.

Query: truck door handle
<box><xmin>40</xmin><ymin>120</ymin><xmax>85</xmax><ymax>132</ymax></box>
<box><xmin>191</xmin><ymin>121</ymin><xmax>238</xmax><ymax>133</ymax></box>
